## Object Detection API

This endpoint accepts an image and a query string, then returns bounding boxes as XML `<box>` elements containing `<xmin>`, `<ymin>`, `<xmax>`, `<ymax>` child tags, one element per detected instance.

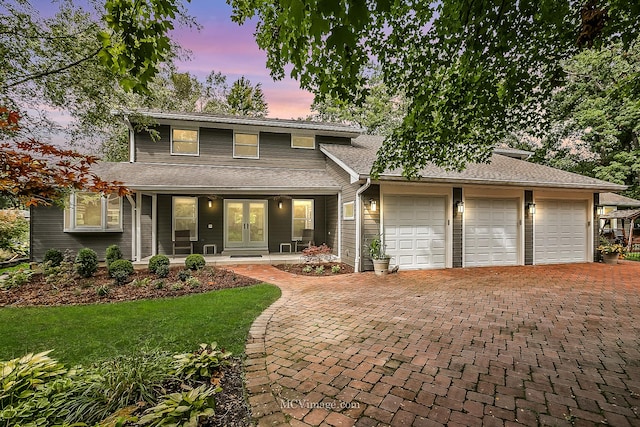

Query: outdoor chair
<box><xmin>173</xmin><ymin>230</ymin><xmax>193</xmax><ymax>257</ymax></box>
<box><xmin>299</xmin><ymin>228</ymin><xmax>315</xmax><ymax>251</ymax></box>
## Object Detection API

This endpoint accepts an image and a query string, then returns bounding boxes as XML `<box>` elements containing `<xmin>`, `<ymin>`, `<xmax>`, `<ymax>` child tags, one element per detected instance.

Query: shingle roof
<box><xmin>321</xmin><ymin>135</ymin><xmax>626</xmax><ymax>191</ymax></box>
<box><xmin>600</xmin><ymin>192</ymin><xmax>640</xmax><ymax>207</ymax></box>
<box><xmin>92</xmin><ymin>162</ymin><xmax>340</xmax><ymax>194</ymax></box>
<box><xmin>126</xmin><ymin>110</ymin><xmax>362</xmax><ymax>137</ymax></box>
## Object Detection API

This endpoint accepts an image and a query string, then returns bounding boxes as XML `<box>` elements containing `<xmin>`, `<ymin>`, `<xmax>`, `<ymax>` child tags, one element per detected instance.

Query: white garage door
<box><xmin>383</xmin><ymin>196</ymin><xmax>446</xmax><ymax>270</ymax></box>
<box><xmin>465</xmin><ymin>198</ymin><xmax>518</xmax><ymax>267</ymax></box>
<box><xmin>535</xmin><ymin>200</ymin><xmax>587</xmax><ymax>264</ymax></box>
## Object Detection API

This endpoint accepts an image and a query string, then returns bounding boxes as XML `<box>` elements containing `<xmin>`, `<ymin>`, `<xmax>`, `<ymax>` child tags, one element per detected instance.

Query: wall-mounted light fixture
<box><xmin>369</xmin><ymin>198</ymin><xmax>377</xmax><ymax>212</ymax></box>
<box><xmin>278</xmin><ymin>200</ymin><xmax>283</xmax><ymax>209</ymax></box>
<box><xmin>208</xmin><ymin>199</ymin><xmax>212</xmax><ymax>208</ymax></box>
<box><xmin>528</xmin><ymin>203</ymin><xmax>536</xmax><ymax>215</ymax></box>
<box><xmin>456</xmin><ymin>201</ymin><xmax>465</xmax><ymax>214</ymax></box>
<box><xmin>597</xmin><ymin>206</ymin><xmax>604</xmax><ymax>216</ymax></box>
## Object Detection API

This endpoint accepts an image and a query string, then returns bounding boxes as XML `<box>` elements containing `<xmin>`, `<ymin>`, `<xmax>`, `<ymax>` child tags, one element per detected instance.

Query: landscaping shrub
<box><xmin>177</xmin><ymin>269</ymin><xmax>191</xmax><ymax>282</ymax></box>
<box><xmin>331</xmin><ymin>264</ymin><xmax>341</xmax><ymax>274</ymax></box>
<box><xmin>105</xmin><ymin>244</ymin><xmax>122</xmax><ymax>268</ymax></box>
<box><xmin>173</xmin><ymin>342</ymin><xmax>232</xmax><ymax>381</ymax></box>
<box><xmin>138</xmin><ymin>384</ymin><xmax>218</xmax><ymax>427</ymax></box>
<box><xmin>155</xmin><ymin>263</ymin><xmax>170</xmax><ymax>278</ymax></box>
<box><xmin>0</xmin><ymin>210</ymin><xmax>29</xmax><ymax>259</ymax></box>
<box><xmin>109</xmin><ymin>259</ymin><xmax>134</xmax><ymax>285</ymax></box>
<box><xmin>0</xmin><ymin>268</ymin><xmax>33</xmax><ymax>290</ymax></box>
<box><xmin>315</xmin><ymin>265</ymin><xmax>325</xmax><ymax>275</ymax></box>
<box><xmin>185</xmin><ymin>253</ymin><xmax>206</xmax><ymax>271</ymax></box>
<box><xmin>44</xmin><ymin>248</ymin><xmax>64</xmax><ymax>267</ymax></box>
<box><xmin>75</xmin><ymin>248</ymin><xmax>98</xmax><ymax>278</ymax></box>
<box><xmin>148</xmin><ymin>254</ymin><xmax>170</xmax><ymax>274</ymax></box>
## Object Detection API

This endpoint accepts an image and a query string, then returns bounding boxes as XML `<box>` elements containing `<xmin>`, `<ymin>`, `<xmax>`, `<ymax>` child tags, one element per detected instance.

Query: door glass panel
<box><xmin>249</xmin><ymin>203</ymin><xmax>265</xmax><ymax>243</ymax></box>
<box><xmin>227</xmin><ymin>202</ymin><xmax>243</xmax><ymax>243</ymax></box>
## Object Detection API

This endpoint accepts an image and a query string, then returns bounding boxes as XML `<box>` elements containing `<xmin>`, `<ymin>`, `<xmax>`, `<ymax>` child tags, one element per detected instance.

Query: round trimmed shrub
<box><xmin>43</xmin><ymin>248</ymin><xmax>64</xmax><ymax>267</ymax></box>
<box><xmin>105</xmin><ymin>244</ymin><xmax>122</xmax><ymax>268</ymax></box>
<box><xmin>148</xmin><ymin>254</ymin><xmax>170</xmax><ymax>274</ymax></box>
<box><xmin>155</xmin><ymin>263</ymin><xmax>170</xmax><ymax>278</ymax></box>
<box><xmin>109</xmin><ymin>259</ymin><xmax>134</xmax><ymax>285</ymax></box>
<box><xmin>75</xmin><ymin>248</ymin><xmax>98</xmax><ymax>278</ymax></box>
<box><xmin>185</xmin><ymin>254</ymin><xmax>205</xmax><ymax>271</ymax></box>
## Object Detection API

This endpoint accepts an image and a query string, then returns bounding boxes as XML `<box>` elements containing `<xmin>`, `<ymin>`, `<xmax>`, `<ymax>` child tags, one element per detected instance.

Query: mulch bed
<box><xmin>274</xmin><ymin>262</ymin><xmax>354</xmax><ymax>276</ymax></box>
<box><xmin>0</xmin><ymin>266</ymin><xmax>260</xmax><ymax>307</ymax></box>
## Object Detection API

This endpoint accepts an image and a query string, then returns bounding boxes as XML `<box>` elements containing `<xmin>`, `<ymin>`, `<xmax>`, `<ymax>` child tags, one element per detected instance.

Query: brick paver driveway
<box><xmin>230</xmin><ymin>263</ymin><xmax>640</xmax><ymax>427</ymax></box>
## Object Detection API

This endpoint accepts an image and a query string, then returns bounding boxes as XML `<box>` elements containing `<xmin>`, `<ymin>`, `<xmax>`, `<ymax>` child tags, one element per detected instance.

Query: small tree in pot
<box><xmin>368</xmin><ymin>235</ymin><xmax>390</xmax><ymax>275</ymax></box>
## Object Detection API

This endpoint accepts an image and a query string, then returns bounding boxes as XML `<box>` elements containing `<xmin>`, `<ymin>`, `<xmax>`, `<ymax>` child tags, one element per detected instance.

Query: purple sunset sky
<box><xmin>171</xmin><ymin>1</ymin><xmax>314</xmax><ymax>119</ymax></box>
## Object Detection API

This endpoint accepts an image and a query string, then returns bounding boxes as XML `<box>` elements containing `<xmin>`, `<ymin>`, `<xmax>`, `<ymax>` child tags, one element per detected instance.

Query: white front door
<box><xmin>534</xmin><ymin>200</ymin><xmax>587</xmax><ymax>264</ymax></box>
<box><xmin>383</xmin><ymin>195</ymin><xmax>447</xmax><ymax>270</ymax></box>
<box><xmin>464</xmin><ymin>198</ymin><xmax>519</xmax><ymax>267</ymax></box>
<box><xmin>224</xmin><ymin>200</ymin><xmax>268</xmax><ymax>249</ymax></box>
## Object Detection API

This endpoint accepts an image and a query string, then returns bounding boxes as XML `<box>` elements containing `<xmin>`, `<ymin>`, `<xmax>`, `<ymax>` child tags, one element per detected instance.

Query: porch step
<box><xmin>221</xmin><ymin>249</ymin><xmax>269</xmax><ymax>257</ymax></box>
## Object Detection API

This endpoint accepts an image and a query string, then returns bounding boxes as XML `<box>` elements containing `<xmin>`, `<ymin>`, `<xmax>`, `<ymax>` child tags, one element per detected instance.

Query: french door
<box><xmin>224</xmin><ymin>200</ymin><xmax>268</xmax><ymax>249</ymax></box>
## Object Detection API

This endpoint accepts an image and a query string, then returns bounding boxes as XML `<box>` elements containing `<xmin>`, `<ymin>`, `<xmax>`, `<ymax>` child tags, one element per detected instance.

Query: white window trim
<box><xmin>343</xmin><ymin>201</ymin><xmax>355</xmax><ymax>220</ymax></box>
<box><xmin>291</xmin><ymin>134</ymin><xmax>316</xmax><ymax>150</ymax></box>
<box><xmin>233</xmin><ymin>131</ymin><xmax>260</xmax><ymax>159</ymax></box>
<box><xmin>292</xmin><ymin>199</ymin><xmax>315</xmax><ymax>241</ymax></box>
<box><xmin>172</xmin><ymin>196</ymin><xmax>198</xmax><ymax>241</ymax></box>
<box><xmin>170</xmin><ymin>127</ymin><xmax>200</xmax><ymax>156</ymax></box>
<box><xmin>64</xmin><ymin>192</ymin><xmax>123</xmax><ymax>232</ymax></box>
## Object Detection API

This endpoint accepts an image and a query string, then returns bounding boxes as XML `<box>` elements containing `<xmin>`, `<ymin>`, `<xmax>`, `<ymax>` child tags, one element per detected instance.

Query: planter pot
<box><xmin>602</xmin><ymin>252</ymin><xmax>620</xmax><ymax>265</ymax></box>
<box><xmin>372</xmin><ymin>258</ymin><xmax>390</xmax><ymax>276</ymax></box>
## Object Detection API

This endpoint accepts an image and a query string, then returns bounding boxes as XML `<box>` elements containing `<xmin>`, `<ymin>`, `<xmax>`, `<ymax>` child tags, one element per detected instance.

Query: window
<box><xmin>291</xmin><ymin>135</ymin><xmax>315</xmax><ymax>149</ymax></box>
<box><xmin>64</xmin><ymin>192</ymin><xmax>122</xmax><ymax>232</ymax></box>
<box><xmin>343</xmin><ymin>201</ymin><xmax>355</xmax><ymax>220</ymax></box>
<box><xmin>233</xmin><ymin>132</ymin><xmax>259</xmax><ymax>158</ymax></box>
<box><xmin>173</xmin><ymin>197</ymin><xmax>198</xmax><ymax>241</ymax></box>
<box><xmin>292</xmin><ymin>199</ymin><xmax>314</xmax><ymax>240</ymax></box>
<box><xmin>171</xmin><ymin>128</ymin><xmax>199</xmax><ymax>155</ymax></box>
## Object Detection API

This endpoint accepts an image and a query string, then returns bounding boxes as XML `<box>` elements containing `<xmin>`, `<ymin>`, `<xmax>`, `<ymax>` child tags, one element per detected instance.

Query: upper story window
<box><xmin>64</xmin><ymin>192</ymin><xmax>122</xmax><ymax>232</ymax></box>
<box><xmin>171</xmin><ymin>128</ymin><xmax>199</xmax><ymax>156</ymax></box>
<box><xmin>291</xmin><ymin>135</ymin><xmax>315</xmax><ymax>149</ymax></box>
<box><xmin>233</xmin><ymin>132</ymin><xmax>259</xmax><ymax>159</ymax></box>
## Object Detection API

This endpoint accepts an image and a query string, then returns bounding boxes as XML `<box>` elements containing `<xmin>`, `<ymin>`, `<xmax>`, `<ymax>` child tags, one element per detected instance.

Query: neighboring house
<box><xmin>30</xmin><ymin>111</ymin><xmax>625</xmax><ymax>271</ymax></box>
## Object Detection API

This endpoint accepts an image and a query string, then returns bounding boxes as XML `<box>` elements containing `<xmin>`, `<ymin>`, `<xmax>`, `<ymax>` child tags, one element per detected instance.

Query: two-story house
<box><xmin>31</xmin><ymin>110</ymin><xmax>625</xmax><ymax>271</ymax></box>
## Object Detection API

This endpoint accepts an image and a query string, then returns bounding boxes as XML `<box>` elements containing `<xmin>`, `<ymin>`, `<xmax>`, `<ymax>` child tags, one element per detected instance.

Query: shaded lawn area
<box><xmin>0</xmin><ymin>284</ymin><xmax>280</xmax><ymax>365</ymax></box>
<box><xmin>626</xmin><ymin>253</ymin><xmax>640</xmax><ymax>261</ymax></box>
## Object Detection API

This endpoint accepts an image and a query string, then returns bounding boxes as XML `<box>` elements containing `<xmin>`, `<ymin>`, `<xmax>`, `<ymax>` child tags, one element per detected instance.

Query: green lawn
<box><xmin>0</xmin><ymin>284</ymin><xmax>280</xmax><ymax>365</ymax></box>
<box><xmin>0</xmin><ymin>262</ymin><xmax>30</xmax><ymax>274</ymax></box>
<box><xmin>625</xmin><ymin>252</ymin><xmax>640</xmax><ymax>261</ymax></box>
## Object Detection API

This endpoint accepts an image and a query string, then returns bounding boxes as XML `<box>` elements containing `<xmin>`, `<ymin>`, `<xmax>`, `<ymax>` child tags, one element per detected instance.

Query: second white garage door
<box><xmin>465</xmin><ymin>198</ymin><xmax>519</xmax><ymax>267</ymax></box>
<box><xmin>534</xmin><ymin>200</ymin><xmax>587</xmax><ymax>264</ymax></box>
<box><xmin>383</xmin><ymin>195</ymin><xmax>446</xmax><ymax>270</ymax></box>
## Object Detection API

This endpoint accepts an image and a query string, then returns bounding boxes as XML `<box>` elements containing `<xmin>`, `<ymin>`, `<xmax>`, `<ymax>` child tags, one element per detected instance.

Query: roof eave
<box><xmin>125</xmin><ymin>185</ymin><xmax>340</xmax><ymax>195</ymax></box>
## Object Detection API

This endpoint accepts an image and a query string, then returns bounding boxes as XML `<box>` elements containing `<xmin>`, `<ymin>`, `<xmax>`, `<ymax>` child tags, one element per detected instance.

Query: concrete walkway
<box><xmin>230</xmin><ymin>263</ymin><xmax>640</xmax><ymax>427</ymax></box>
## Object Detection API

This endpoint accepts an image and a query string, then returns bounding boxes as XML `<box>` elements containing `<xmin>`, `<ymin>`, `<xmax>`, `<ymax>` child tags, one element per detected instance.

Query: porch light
<box><xmin>369</xmin><ymin>199</ymin><xmax>377</xmax><ymax>212</ymax></box>
<box><xmin>597</xmin><ymin>206</ymin><xmax>604</xmax><ymax>216</ymax></box>
<box><xmin>528</xmin><ymin>203</ymin><xmax>536</xmax><ymax>215</ymax></box>
<box><xmin>456</xmin><ymin>201</ymin><xmax>465</xmax><ymax>214</ymax></box>
<box><xmin>278</xmin><ymin>200</ymin><xmax>283</xmax><ymax>209</ymax></box>
<box><xmin>208</xmin><ymin>199</ymin><xmax>212</xmax><ymax>208</ymax></box>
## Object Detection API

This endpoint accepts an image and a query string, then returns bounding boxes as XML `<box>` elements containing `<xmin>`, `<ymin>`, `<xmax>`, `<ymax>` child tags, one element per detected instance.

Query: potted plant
<box><xmin>368</xmin><ymin>235</ymin><xmax>391</xmax><ymax>275</ymax></box>
<box><xmin>598</xmin><ymin>238</ymin><xmax>626</xmax><ymax>265</ymax></box>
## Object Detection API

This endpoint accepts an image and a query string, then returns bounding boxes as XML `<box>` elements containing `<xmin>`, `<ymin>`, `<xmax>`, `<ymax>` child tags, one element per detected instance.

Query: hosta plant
<box><xmin>137</xmin><ymin>384</ymin><xmax>219</xmax><ymax>427</ymax></box>
<box><xmin>173</xmin><ymin>343</ymin><xmax>232</xmax><ymax>381</ymax></box>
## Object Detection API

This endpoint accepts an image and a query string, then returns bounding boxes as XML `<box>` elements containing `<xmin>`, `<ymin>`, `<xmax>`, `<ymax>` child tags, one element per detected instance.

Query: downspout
<box><xmin>123</xmin><ymin>115</ymin><xmax>135</xmax><ymax>163</ymax></box>
<box><xmin>354</xmin><ymin>177</ymin><xmax>371</xmax><ymax>273</ymax></box>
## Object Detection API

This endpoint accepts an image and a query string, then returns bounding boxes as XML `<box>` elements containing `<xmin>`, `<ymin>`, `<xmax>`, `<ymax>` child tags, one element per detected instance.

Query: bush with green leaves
<box><xmin>186</xmin><ymin>276</ymin><xmax>200</xmax><ymax>288</ymax></box>
<box><xmin>148</xmin><ymin>254</ymin><xmax>170</xmax><ymax>274</ymax></box>
<box><xmin>109</xmin><ymin>259</ymin><xmax>134</xmax><ymax>285</ymax></box>
<box><xmin>0</xmin><ymin>268</ymin><xmax>33</xmax><ymax>290</ymax></box>
<box><xmin>315</xmin><ymin>265</ymin><xmax>325</xmax><ymax>275</ymax></box>
<box><xmin>185</xmin><ymin>253</ymin><xmax>206</xmax><ymax>271</ymax></box>
<box><xmin>96</xmin><ymin>284</ymin><xmax>110</xmax><ymax>296</ymax></box>
<box><xmin>155</xmin><ymin>263</ymin><xmax>170</xmax><ymax>278</ymax></box>
<box><xmin>173</xmin><ymin>342</ymin><xmax>232</xmax><ymax>381</ymax></box>
<box><xmin>43</xmin><ymin>248</ymin><xmax>64</xmax><ymax>267</ymax></box>
<box><xmin>331</xmin><ymin>264</ymin><xmax>341</xmax><ymax>274</ymax></box>
<box><xmin>302</xmin><ymin>265</ymin><xmax>313</xmax><ymax>273</ymax></box>
<box><xmin>43</xmin><ymin>260</ymin><xmax>75</xmax><ymax>287</ymax></box>
<box><xmin>75</xmin><ymin>248</ymin><xmax>98</xmax><ymax>278</ymax></box>
<box><xmin>105</xmin><ymin>244</ymin><xmax>122</xmax><ymax>268</ymax></box>
<box><xmin>138</xmin><ymin>384</ymin><xmax>218</xmax><ymax>427</ymax></box>
<box><xmin>0</xmin><ymin>210</ymin><xmax>29</xmax><ymax>258</ymax></box>
<box><xmin>177</xmin><ymin>269</ymin><xmax>191</xmax><ymax>282</ymax></box>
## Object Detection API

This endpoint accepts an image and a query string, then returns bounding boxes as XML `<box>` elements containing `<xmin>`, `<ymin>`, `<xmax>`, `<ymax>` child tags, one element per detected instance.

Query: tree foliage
<box><xmin>229</xmin><ymin>0</ymin><xmax>640</xmax><ymax>177</ymax></box>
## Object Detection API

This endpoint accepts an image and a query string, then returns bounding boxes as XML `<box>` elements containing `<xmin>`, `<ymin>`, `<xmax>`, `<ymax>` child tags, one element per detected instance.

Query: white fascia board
<box><xmin>320</xmin><ymin>146</ymin><xmax>361</xmax><ymax>183</ymax></box>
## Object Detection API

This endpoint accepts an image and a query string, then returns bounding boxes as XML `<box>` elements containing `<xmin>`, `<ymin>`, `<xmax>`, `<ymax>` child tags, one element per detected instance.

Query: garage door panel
<box><xmin>534</xmin><ymin>200</ymin><xmax>587</xmax><ymax>264</ymax></box>
<box><xmin>465</xmin><ymin>198</ymin><xmax>518</xmax><ymax>267</ymax></box>
<box><xmin>384</xmin><ymin>196</ymin><xmax>447</xmax><ymax>270</ymax></box>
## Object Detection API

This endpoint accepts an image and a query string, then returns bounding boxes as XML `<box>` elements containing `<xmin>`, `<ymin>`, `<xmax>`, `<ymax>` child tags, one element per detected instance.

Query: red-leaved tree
<box><xmin>0</xmin><ymin>107</ymin><xmax>128</xmax><ymax>206</ymax></box>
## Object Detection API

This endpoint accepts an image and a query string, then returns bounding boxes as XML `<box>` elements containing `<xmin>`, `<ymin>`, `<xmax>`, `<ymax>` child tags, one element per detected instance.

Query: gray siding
<box><xmin>452</xmin><ymin>188</ymin><xmax>463</xmax><ymax>268</ymax></box>
<box><xmin>135</xmin><ymin>125</ymin><xmax>342</xmax><ymax>169</ymax></box>
<box><xmin>326</xmin><ymin>161</ymin><xmax>359</xmax><ymax>268</ymax></box>
<box><xmin>31</xmin><ymin>202</ymin><xmax>133</xmax><ymax>262</ymax></box>
<box><xmin>361</xmin><ymin>185</ymin><xmax>381</xmax><ymax>271</ymax></box>
<box><xmin>524</xmin><ymin>190</ymin><xmax>534</xmax><ymax>265</ymax></box>
<box><xmin>157</xmin><ymin>195</ymin><xmax>173</xmax><ymax>255</ymax></box>
<box><xmin>325</xmin><ymin>195</ymin><xmax>338</xmax><ymax>253</ymax></box>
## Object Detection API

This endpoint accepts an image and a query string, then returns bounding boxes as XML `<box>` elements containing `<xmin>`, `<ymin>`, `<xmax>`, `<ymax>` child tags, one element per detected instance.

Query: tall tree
<box><xmin>511</xmin><ymin>38</ymin><xmax>640</xmax><ymax>198</ymax></box>
<box><xmin>229</xmin><ymin>0</ymin><xmax>640</xmax><ymax>177</ymax></box>
<box><xmin>225</xmin><ymin>76</ymin><xmax>268</xmax><ymax>117</ymax></box>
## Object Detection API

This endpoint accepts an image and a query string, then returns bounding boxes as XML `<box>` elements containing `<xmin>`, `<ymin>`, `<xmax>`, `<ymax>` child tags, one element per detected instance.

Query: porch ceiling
<box><xmin>92</xmin><ymin>162</ymin><xmax>340</xmax><ymax>194</ymax></box>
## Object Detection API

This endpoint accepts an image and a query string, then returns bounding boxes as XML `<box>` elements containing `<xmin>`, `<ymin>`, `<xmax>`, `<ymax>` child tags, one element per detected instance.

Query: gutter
<box><xmin>354</xmin><ymin>177</ymin><xmax>372</xmax><ymax>273</ymax></box>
